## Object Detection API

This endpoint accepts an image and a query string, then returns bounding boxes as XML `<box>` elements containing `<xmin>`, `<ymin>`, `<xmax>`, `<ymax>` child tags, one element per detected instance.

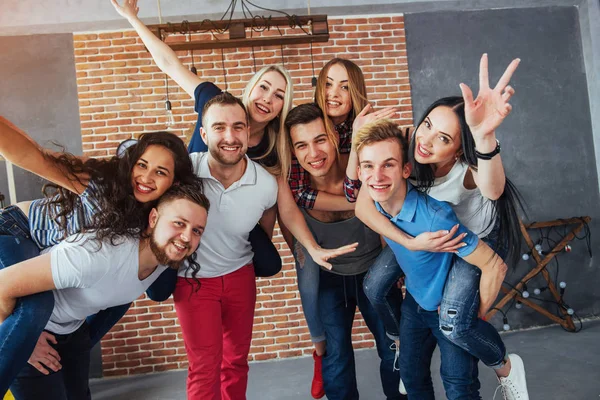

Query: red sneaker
<box><xmin>311</xmin><ymin>351</ymin><xmax>325</xmax><ymax>399</ymax></box>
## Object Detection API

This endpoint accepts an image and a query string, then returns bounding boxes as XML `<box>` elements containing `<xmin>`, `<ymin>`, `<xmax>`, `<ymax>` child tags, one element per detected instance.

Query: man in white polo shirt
<box><xmin>173</xmin><ymin>93</ymin><xmax>278</xmax><ymax>400</ymax></box>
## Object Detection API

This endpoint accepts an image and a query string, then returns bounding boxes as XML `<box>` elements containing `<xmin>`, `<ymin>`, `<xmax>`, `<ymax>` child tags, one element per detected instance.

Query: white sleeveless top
<box><xmin>426</xmin><ymin>162</ymin><xmax>495</xmax><ymax>238</ymax></box>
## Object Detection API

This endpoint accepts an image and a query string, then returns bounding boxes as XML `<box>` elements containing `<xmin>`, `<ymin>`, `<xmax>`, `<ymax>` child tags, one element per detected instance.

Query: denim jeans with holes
<box><xmin>365</xmin><ymin>220</ymin><xmax>508</xmax><ymax>369</ymax></box>
<box><xmin>438</xmin><ymin>228</ymin><xmax>508</xmax><ymax>369</ymax></box>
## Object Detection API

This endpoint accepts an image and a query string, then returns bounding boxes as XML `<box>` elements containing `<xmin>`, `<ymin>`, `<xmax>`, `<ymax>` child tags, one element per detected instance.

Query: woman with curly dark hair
<box><xmin>0</xmin><ymin>116</ymin><xmax>199</xmax><ymax>395</ymax></box>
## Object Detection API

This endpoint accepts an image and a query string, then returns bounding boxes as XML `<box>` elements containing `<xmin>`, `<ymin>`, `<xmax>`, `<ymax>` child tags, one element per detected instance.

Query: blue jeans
<box><xmin>363</xmin><ymin>246</ymin><xmax>404</xmax><ymax>341</ymax></box>
<box><xmin>439</xmin><ymin>232</ymin><xmax>507</xmax><ymax>369</ymax></box>
<box><xmin>439</xmin><ymin>257</ymin><xmax>506</xmax><ymax>368</ymax></box>
<box><xmin>0</xmin><ymin>234</ymin><xmax>51</xmax><ymax>396</ymax></box>
<box><xmin>10</xmin><ymin>322</ymin><xmax>92</xmax><ymax>400</ymax></box>
<box><xmin>293</xmin><ymin>243</ymin><xmax>325</xmax><ymax>343</ymax></box>
<box><xmin>319</xmin><ymin>269</ymin><xmax>403</xmax><ymax>400</ymax></box>
<box><xmin>400</xmin><ymin>292</ymin><xmax>481</xmax><ymax>400</ymax></box>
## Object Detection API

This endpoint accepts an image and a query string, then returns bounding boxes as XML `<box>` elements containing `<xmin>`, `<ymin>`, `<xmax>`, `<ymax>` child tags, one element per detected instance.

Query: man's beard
<box><xmin>209</xmin><ymin>141</ymin><xmax>246</xmax><ymax>165</ymax></box>
<box><xmin>148</xmin><ymin>232</ymin><xmax>188</xmax><ymax>270</ymax></box>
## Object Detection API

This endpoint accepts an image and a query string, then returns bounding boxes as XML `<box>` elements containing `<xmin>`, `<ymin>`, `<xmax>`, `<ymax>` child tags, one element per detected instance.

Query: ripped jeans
<box><xmin>365</xmin><ymin>233</ymin><xmax>507</xmax><ymax>369</ymax></box>
<box><xmin>439</xmin><ymin>255</ymin><xmax>506</xmax><ymax>369</ymax></box>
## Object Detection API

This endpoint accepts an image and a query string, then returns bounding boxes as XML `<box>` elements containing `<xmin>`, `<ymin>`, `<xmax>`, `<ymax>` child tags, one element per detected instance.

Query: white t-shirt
<box><xmin>180</xmin><ymin>152</ymin><xmax>278</xmax><ymax>278</ymax></box>
<box><xmin>427</xmin><ymin>161</ymin><xmax>495</xmax><ymax>238</ymax></box>
<box><xmin>48</xmin><ymin>234</ymin><xmax>167</xmax><ymax>335</ymax></box>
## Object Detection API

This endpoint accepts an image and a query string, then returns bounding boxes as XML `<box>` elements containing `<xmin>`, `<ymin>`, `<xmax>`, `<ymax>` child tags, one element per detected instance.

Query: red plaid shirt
<box><xmin>343</xmin><ymin>176</ymin><xmax>362</xmax><ymax>203</ymax></box>
<box><xmin>289</xmin><ymin>120</ymin><xmax>353</xmax><ymax>209</ymax></box>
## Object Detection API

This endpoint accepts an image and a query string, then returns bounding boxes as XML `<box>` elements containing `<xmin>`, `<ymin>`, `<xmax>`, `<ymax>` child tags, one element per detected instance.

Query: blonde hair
<box><xmin>242</xmin><ymin>65</ymin><xmax>294</xmax><ymax>177</ymax></box>
<box><xmin>353</xmin><ymin>119</ymin><xmax>408</xmax><ymax>164</ymax></box>
<box><xmin>315</xmin><ymin>58</ymin><xmax>369</xmax><ymax>145</ymax></box>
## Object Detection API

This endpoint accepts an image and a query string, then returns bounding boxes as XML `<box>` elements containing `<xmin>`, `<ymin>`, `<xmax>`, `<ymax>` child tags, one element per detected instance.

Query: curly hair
<box><xmin>43</xmin><ymin>131</ymin><xmax>198</xmax><ymax>245</ymax></box>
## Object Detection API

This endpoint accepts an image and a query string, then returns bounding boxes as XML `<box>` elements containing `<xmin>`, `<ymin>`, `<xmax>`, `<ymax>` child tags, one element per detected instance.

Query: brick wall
<box><xmin>72</xmin><ymin>14</ymin><xmax>412</xmax><ymax>377</ymax></box>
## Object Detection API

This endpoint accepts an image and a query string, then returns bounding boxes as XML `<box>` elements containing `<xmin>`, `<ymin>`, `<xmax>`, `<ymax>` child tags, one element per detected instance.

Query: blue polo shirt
<box><xmin>375</xmin><ymin>183</ymin><xmax>479</xmax><ymax>311</ymax></box>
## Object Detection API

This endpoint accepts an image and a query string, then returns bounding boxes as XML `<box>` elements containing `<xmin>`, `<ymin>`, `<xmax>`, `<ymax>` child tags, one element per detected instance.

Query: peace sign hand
<box><xmin>459</xmin><ymin>54</ymin><xmax>520</xmax><ymax>145</ymax></box>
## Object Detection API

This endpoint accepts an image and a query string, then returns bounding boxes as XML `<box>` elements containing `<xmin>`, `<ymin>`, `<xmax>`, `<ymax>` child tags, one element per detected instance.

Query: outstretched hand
<box><xmin>110</xmin><ymin>0</ymin><xmax>139</xmax><ymax>20</ymax></box>
<box><xmin>352</xmin><ymin>104</ymin><xmax>399</xmax><ymax>134</ymax></box>
<box><xmin>307</xmin><ymin>242</ymin><xmax>359</xmax><ymax>270</ymax></box>
<box><xmin>459</xmin><ymin>54</ymin><xmax>520</xmax><ymax>142</ymax></box>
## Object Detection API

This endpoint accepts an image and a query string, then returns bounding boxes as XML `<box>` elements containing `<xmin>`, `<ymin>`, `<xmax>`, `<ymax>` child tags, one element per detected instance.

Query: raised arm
<box><xmin>460</xmin><ymin>54</ymin><xmax>520</xmax><ymax>200</ymax></box>
<box><xmin>0</xmin><ymin>253</ymin><xmax>55</xmax><ymax>322</ymax></box>
<box><xmin>0</xmin><ymin>117</ymin><xmax>89</xmax><ymax>194</ymax></box>
<box><xmin>110</xmin><ymin>0</ymin><xmax>202</xmax><ymax>98</ymax></box>
<box><xmin>277</xmin><ymin>177</ymin><xmax>357</xmax><ymax>269</ymax></box>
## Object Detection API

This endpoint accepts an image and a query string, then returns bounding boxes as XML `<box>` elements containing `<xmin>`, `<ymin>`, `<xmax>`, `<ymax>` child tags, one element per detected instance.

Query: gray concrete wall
<box><xmin>579</xmin><ymin>0</ymin><xmax>600</xmax><ymax>191</ymax></box>
<box><xmin>0</xmin><ymin>34</ymin><xmax>83</xmax><ymax>203</ymax></box>
<box><xmin>405</xmin><ymin>6</ymin><xmax>600</xmax><ymax>329</ymax></box>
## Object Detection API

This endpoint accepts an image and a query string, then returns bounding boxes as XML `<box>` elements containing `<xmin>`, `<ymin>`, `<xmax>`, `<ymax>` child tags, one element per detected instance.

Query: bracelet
<box><xmin>475</xmin><ymin>139</ymin><xmax>501</xmax><ymax>160</ymax></box>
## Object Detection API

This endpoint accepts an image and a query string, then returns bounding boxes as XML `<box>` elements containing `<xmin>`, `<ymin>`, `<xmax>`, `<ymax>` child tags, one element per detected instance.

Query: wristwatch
<box><xmin>475</xmin><ymin>139</ymin><xmax>501</xmax><ymax>160</ymax></box>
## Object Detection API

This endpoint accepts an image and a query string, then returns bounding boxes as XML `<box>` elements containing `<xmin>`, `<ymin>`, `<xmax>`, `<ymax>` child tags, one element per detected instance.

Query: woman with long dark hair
<box><xmin>0</xmin><ymin>116</ymin><xmax>199</xmax><ymax>395</ymax></box>
<box><xmin>353</xmin><ymin>55</ymin><xmax>529</xmax><ymax>398</ymax></box>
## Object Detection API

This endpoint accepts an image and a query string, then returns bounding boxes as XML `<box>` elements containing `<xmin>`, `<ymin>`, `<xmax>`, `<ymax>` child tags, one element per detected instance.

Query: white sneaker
<box><xmin>494</xmin><ymin>354</ymin><xmax>529</xmax><ymax>400</ymax></box>
<box><xmin>399</xmin><ymin>378</ymin><xmax>407</xmax><ymax>395</ymax></box>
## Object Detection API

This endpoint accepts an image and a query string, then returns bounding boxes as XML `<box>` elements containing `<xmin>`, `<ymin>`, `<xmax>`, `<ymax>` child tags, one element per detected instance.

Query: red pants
<box><xmin>173</xmin><ymin>264</ymin><xmax>256</xmax><ymax>400</ymax></box>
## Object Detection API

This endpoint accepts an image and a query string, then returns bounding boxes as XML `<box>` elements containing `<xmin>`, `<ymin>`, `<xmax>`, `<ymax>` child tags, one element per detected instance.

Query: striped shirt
<box><xmin>28</xmin><ymin>181</ymin><xmax>102</xmax><ymax>250</ymax></box>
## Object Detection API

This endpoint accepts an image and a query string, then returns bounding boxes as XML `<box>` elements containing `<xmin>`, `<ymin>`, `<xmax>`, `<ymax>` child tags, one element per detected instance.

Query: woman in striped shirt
<box><xmin>0</xmin><ymin>116</ymin><xmax>198</xmax><ymax>395</ymax></box>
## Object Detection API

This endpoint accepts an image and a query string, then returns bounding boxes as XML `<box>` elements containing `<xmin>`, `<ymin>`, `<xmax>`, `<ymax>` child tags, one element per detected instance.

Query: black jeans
<box><xmin>11</xmin><ymin>323</ymin><xmax>92</xmax><ymax>400</ymax></box>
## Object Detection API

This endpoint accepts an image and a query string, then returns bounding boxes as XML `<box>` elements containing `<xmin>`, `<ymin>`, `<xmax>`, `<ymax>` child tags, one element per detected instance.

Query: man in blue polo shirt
<box><xmin>353</xmin><ymin>119</ymin><xmax>511</xmax><ymax>400</ymax></box>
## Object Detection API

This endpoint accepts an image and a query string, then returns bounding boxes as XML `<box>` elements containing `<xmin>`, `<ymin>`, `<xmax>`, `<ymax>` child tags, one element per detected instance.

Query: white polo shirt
<box><xmin>180</xmin><ymin>152</ymin><xmax>278</xmax><ymax>278</ymax></box>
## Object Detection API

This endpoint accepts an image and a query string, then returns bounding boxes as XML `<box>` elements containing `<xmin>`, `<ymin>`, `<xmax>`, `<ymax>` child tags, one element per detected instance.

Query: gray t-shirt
<box><xmin>47</xmin><ymin>233</ymin><xmax>167</xmax><ymax>335</ymax></box>
<box><xmin>301</xmin><ymin>210</ymin><xmax>382</xmax><ymax>276</ymax></box>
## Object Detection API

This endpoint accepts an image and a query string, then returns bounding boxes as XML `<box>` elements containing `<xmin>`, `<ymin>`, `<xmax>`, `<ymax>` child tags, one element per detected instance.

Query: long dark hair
<box><xmin>43</xmin><ymin>131</ymin><xmax>198</xmax><ymax>245</ymax></box>
<box><xmin>409</xmin><ymin>96</ymin><xmax>526</xmax><ymax>266</ymax></box>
